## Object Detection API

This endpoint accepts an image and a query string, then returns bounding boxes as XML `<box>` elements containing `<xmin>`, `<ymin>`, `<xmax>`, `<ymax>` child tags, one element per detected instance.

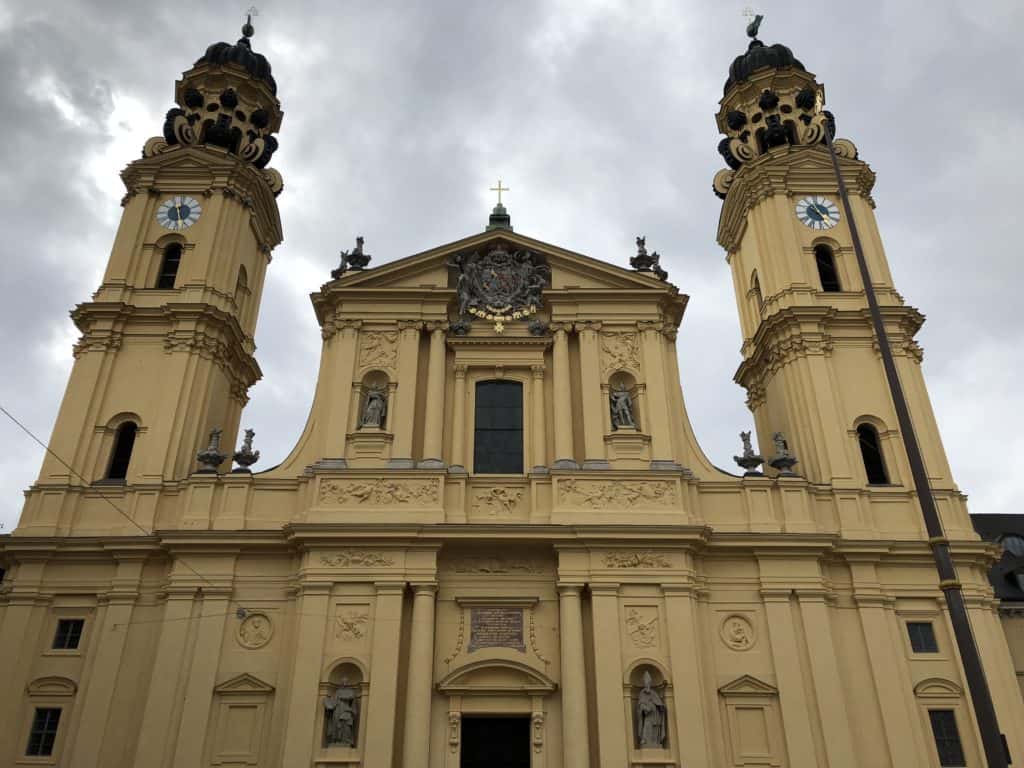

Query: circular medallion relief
<box><xmin>720</xmin><ymin>614</ymin><xmax>756</xmax><ymax>651</ymax></box>
<box><xmin>237</xmin><ymin>612</ymin><xmax>273</xmax><ymax>649</ymax></box>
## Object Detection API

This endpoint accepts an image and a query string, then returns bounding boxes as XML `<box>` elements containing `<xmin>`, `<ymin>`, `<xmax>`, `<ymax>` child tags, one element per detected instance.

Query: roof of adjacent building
<box><xmin>971</xmin><ymin>513</ymin><xmax>1024</xmax><ymax>601</ymax></box>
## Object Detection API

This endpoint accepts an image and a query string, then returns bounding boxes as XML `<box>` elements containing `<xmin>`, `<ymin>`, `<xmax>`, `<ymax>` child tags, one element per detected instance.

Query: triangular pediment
<box><xmin>214</xmin><ymin>672</ymin><xmax>275</xmax><ymax>694</ymax></box>
<box><xmin>718</xmin><ymin>675</ymin><xmax>778</xmax><ymax>697</ymax></box>
<box><xmin>325</xmin><ymin>229</ymin><xmax>679</xmax><ymax>294</ymax></box>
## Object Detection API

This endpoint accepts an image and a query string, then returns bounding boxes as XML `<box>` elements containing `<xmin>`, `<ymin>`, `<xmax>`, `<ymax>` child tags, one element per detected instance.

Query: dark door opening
<box><xmin>460</xmin><ymin>715</ymin><xmax>530</xmax><ymax>768</ymax></box>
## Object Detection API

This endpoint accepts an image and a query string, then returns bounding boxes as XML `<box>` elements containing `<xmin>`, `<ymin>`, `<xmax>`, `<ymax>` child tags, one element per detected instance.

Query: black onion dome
<box><xmin>196</xmin><ymin>37</ymin><xmax>277</xmax><ymax>95</ymax></box>
<box><xmin>724</xmin><ymin>39</ymin><xmax>804</xmax><ymax>95</ymax></box>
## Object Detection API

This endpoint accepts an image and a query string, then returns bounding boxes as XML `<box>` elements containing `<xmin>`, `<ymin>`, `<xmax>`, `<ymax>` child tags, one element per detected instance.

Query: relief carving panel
<box><xmin>558</xmin><ymin>478</ymin><xmax>677</xmax><ymax>508</ymax></box>
<box><xmin>319</xmin><ymin>550</ymin><xmax>395</xmax><ymax>568</ymax></box>
<box><xmin>319</xmin><ymin>478</ymin><xmax>440</xmax><ymax>506</ymax></box>
<box><xmin>600</xmin><ymin>331</ymin><xmax>640</xmax><ymax>376</ymax></box>
<box><xmin>471</xmin><ymin>486</ymin><xmax>524</xmax><ymax>517</ymax></box>
<box><xmin>358</xmin><ymin>330</ymin><xmax>398</xmax><ymax>373</ymax></box>
<box><xmin>335</xmin><ymin>608</ymin><xmax>370</xmax><ymax>642</ymax></box>
<box><xmin>604</xmin><ymin>551</ymin><xmax>672</xmax><ymax>568</ymax></box>
<box><xmin>624</xmin><ymin>607</ymin><xmax>659</xmax><ymax>648</ymax></box>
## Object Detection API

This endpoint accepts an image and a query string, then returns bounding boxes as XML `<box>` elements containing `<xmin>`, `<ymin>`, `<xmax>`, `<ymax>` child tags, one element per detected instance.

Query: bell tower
<box><xmin>713</xmin><ymin>20</ymin><xmax>959</xmax><ymax>506</ymax></box>
<box><xmin>34</xmin><ymin>17</ymin><xmax>283</xmax><ymax>500</ymax></box>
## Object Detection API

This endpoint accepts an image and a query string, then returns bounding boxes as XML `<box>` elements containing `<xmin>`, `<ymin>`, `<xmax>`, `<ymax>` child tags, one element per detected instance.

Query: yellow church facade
<box><xmin>1</xmin><ymin>18</ymin><xmax>1022</xmax><ymax>768</ymax></box>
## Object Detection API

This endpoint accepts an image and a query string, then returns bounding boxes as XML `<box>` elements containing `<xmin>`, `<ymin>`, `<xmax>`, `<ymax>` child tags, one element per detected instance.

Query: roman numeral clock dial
<box><xmin>795</xmin><ymin>196</ymin><xmax>840</xmax><ymax>230</ymax></box>
<box><xmin>156</xmin><ymin>196</ymin><xmax>202</xmax><ymax>230</ymax></box>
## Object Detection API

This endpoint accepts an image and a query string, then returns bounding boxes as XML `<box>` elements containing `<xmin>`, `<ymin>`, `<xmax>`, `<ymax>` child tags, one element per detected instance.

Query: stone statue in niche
<box><xmin>610</xmin><ymin>384</ymin><xmax>636</xmax><ymax>429</ymax></box>
<box><xmin>323</xmin><ymin>680</ymin><xmax>360</xmax><ymax>747</ymax></box>
<box><xmin>635</xmin><ymin>670</ymin><xmax>667</xmax><ymax>748</ymax></box>
<box><xmin>359</xmin><ymin>386</ymin><xmax>387</xmax><ymax>429</ymax></box>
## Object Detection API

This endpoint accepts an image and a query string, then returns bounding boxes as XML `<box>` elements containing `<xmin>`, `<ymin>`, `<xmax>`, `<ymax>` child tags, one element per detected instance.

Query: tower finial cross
<box><xmin>490</xmin><ymin>179</ymin><xmax>509</xmax><ymax>206</ymax></box>
<box><xmin>242</xmin><ymin>7</ymin><xmax>259</xmax><ymax>38</ymax></box>
<box><xmin>743</xmin><ymin>8</ymin><xmax>763</xmax><ymax>39</ymax></box>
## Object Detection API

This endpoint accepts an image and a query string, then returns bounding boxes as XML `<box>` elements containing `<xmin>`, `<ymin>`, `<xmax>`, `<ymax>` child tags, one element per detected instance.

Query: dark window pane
<box><xmin>928</xmin><ymin>709</ymin><xmax>966</xmax><ymax>767</ymax></box>
<box><xmin>857</xmin><ymin>424</ymin><xmax>889</xmax><ymax>485</ymax></box>
<box><xmin>53</xmin><ymin>619</ymin><xmax>84</xmax><ymax>650</ymax></box>
<box><xmin>156</xmin><ymin>244</ymin><xmax>182</xmax><ymax>289</ymax></box>
<box><xmin>907</xmin><ymin>621</ymin><xmax>938</xmax><ymax>653</ymax></box>
<box><xmin>474</xmin><ymin>381</ymin><xmax>523</xmax><ymax>474</ymax></box>
<box><xmin>815</xmin><ymin>245</ymin><xmax>841</xmax><ymax>292</ymax></box>
<box><xmin>107</xmin><ymin>422</ymin><xmax>137</xmax><ymax>480</ymax></box>
<box><xmin>26</xmin><ymin>708</ymin><xmax>61</xmax><ymax>756</ymax></box>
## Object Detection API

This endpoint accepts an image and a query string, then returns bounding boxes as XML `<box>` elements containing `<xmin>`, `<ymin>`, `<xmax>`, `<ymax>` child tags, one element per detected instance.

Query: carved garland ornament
<box><xmin>319</xmin><ymin>550</ymin><xmax>395</xmax><ymax>567</ymax></box>
<box><xmin>559</xmin><ymin>479</ymin><xmax>677</xmax><ymax>508</ymax></box>
<box><xmin>319</xmin><ymin>478</ymin><xmax>440</xmax><ymax>506</ymax></box>
<box><xmin>448</xmin><ymin>555</ymin><xmax>544</xmax><ymax>574</ymax></box>
<box><xmin>604</xmin><ymin>551</ymin><xmax>672</xmax><ymax>569</ymax></box>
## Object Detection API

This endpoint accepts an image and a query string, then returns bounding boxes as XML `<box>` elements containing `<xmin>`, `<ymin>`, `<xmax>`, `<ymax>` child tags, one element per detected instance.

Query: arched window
<box><xmin>857</xmin><ymin>423</ymin><xmax>889</xmax><ymax>485</ymax></box>
<box><xmin>814</xmin><ymin>245</ymin><xmax>841</xmax><ymax>292</ymax></box>
<box><xmin>750</xmin><ymin>272</ymin><xmax>763</xmax><ymax>312</ymax></box>
<box><xmin>106</xmin><ymin>422</ymin><xmax>137</xmax><ymax>480</ymax></box>
<box><xmin>473</xmin><ymin>380</ymin><xmax>523</xmax><ymax>474</ymax></box>
<box><xmin>156</xmin><ymin>244</ymin><xmax>182</xmax><ymax>289</ymax></box>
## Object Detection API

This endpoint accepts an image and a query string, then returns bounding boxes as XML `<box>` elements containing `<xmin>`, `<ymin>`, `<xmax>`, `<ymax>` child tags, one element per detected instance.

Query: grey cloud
<box><xmin>1</xmin><ymin>0</ymin><xmax>1021</xmax><ymax>531</ymax></box>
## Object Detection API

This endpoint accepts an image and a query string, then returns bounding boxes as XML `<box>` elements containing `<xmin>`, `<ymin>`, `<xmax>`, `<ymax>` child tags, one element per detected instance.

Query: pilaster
<box><xmin>420</xmin><ymin>325</ymin><xmax>448</xmax><ymax>468</ymax></box>
<box><xmin>390</xmin><ymin>321</ymin><xmax>422</xmax><ymax>467</ymax></box>
<box><xmin>530</xmin><ymin>364</ymin><xmax>547</xmax><ymax>472</ymax></box>
<box><xmin>662</xmin><ymin>584</ymin><xmax>711</xmax><ymax>768</ymax></box>
<box><xmin>589</xmin><ymin>583</ymin><xmax>628</xmax><ymax>765</ymax></box>
<box><xmin>557</xmin><ymin>584</ymin><xmax>590</xmax><ymax>768</ymax></box>
<box><xmin>401</xmin><ymin>583</ymin><xmax>438</xmax><ymax>768</ymax></box>
<box><xmin>576</xmin><ymin>322</ymin><xmax>608</xmax><ymax>469</ymax></box>
<box><xmin>551</xmin><ymin>326</ymin><xmax>577</xmax><ymax>469</ymax></box>
<box><xmin>449</xmin><ymin>364</ymin><xmax>468</xmax><ymax>473</ymax></box>
<box><xmin>281</xmin><ymin>583</ymin><xmax>332</xmax><ymax>765</ymax></box>
<box><xmin>364</xmin><ymin>582</ymin><xmax>406</xmax><ymax>765</ymax></box>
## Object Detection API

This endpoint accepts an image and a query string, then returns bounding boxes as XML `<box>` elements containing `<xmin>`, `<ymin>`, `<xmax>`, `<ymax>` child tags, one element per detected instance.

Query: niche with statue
<box><xmin>603</xmin><ymin>371</ymin><xmax>651</xmax><ymax>468</ymax></box>
<box><xmin>630</xmin><ymin>665</ymin><xmax>670</xmax><ymax>751</ymax></box>
<box><xmin>346</xmin><ymin>370</ymin><xmax>395</xmax><ymax>465</ymax></box>
<box><xmin>319</xmin><ymin>662</ymin><xmax>366</xmax><ymax>752</ymax></box>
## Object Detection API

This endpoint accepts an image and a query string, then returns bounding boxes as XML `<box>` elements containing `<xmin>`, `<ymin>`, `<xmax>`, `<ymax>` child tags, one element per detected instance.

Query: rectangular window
<box><xmin>26</xmin><ymin>708</ymin><xmax>61</xmax><ymax>757</ymax></box>
<box><xmin>52</xmin><ymin>619</ymin><xmax>84</xmax><ymax>650</ymax></box>
<box><xmin>928</xmin><ymin>709</ymin><xmax>966</xmax><ymax>767</ymax></box>
<box><xmin>473</xmin><ymin>380</ymin><xmax>523</xmax><ymax>474</ymax></box>
<box><xmin>907</xmin><ymin>621</ymin><xmax>938</xmax><ymax>653</ymax></box>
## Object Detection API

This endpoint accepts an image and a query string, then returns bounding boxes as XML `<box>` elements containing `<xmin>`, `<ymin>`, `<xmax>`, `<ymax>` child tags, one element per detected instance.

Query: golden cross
<box><xmin>742</xmin><ymin>6</ymin><xmax>755</xmax><ymax>21</ymax></box>
<box><xmin>490</xmin><ymin>179</ymin><xmax>509</xmax><ymax>205</ymax></box>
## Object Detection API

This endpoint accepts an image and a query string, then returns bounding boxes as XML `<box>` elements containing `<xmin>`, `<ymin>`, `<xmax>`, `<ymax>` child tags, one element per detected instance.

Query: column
<box><xmin>558</xmin><ymin>585</ymin><xmax>590</xmax><ymax>768</ymax></box>
<box><xmin>419</xmin><ymin>325</ymin><xmax>447</xmax><ymax>468</ymax></box>
<box><xmin>133</xmin><ymin>588</ymin><xmax>197</xmax><ymax>766</ymax></box>
<box><xmin>280</xmin><ymin>584</ymin><xmax>332</xmax><ymax>765</ymax></box>
<box><xmin>390</xmin><ymin>321</ymin><xmax>422</xmax><ymax>467</ymax></box>
<box><xmin>449</xmin><ymin>365</ymin><xmax>468</xmax><ymax>473</ymax></box>
<box><xmin>760</xmin><ymin>589</ymin><xmax>818</xmax><ymax>768</ymax></box>
<box><xmin>172</xmin><ymin>589</ymin><xmax>232</xmax><ymax>768</ymax></box>
<box><xmin>797</xmin><ymin>593</ymin><xmax>856</xmax><ymax>768</ymax></box>
<box><xmin>663</xmin><ymin>585</ymin><xmax>712</xmax><ymax>768</ymax></box>
<box><xmin>589</xmin><ymin>584</ymin><xmax>628</xmax><ymax>765</ymax></box>
<box><xmin>551</xmin><ymin>326</ymin><xmax>577</xmax><ymax>469</ymax></box>
<box><xmin>70</xmin><ymin>556</ymin><xmax>144</xmax><ymax>768</ymax></box>
<box><xmin>530</xmin><ymin>365</ymin><xmax>547</xmax><ymax>472</ymax></box>
<box><xmin>576</xmin><ymin>322</ymin><xmax>609</xmax><ymax>469</ymax></box>
<box><xmin>323</xmin><ymin>321</ymin><xmax>361</xmax><ymax>460</ymax></box>
<box><xmin>401</xmin><ymin>584</ymin><xmax>438</xmax><ymax>768</ymax></box>
<box><xmin>639</xmin><ymin>323</ymin><xmax>677</xmax><ymax>470</ymax></box>
<box><xmin>364</xmin><ymin>583</ymin><xmax>406</xmax><ymax>766</ymax></box>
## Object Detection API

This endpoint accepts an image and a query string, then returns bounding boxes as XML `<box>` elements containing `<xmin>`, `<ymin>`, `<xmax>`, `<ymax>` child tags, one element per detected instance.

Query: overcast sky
<box><xmin>1</xmin><ymin>0</ymin><xmax>1021</xmax><ymax>532</ymax></box>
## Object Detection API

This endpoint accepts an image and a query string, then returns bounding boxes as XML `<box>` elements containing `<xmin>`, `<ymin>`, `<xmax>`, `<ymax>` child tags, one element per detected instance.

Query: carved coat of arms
<box><xmin>452</xmin><ymin>244</ymin><xmax>549</xmax><ymax>333</ymax></box>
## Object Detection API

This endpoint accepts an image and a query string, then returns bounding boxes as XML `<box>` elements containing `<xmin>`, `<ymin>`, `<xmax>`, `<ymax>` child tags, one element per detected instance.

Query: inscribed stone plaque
<box><xmin>469</xmin><ymin>607</ymin><xmax>525</xmax><ymax>652</ymax></box>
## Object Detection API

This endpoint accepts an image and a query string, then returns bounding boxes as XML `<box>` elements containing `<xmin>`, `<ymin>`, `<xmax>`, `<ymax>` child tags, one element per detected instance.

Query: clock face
<box><xmin>795</xmin><ymin>196</ymin><xmax>840</xmax><ymax>230</ymax></box>
<box><xmin>156</xmin><ymin>196</ymin><xmax>202</xmax><ymax>230</ymax></box>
